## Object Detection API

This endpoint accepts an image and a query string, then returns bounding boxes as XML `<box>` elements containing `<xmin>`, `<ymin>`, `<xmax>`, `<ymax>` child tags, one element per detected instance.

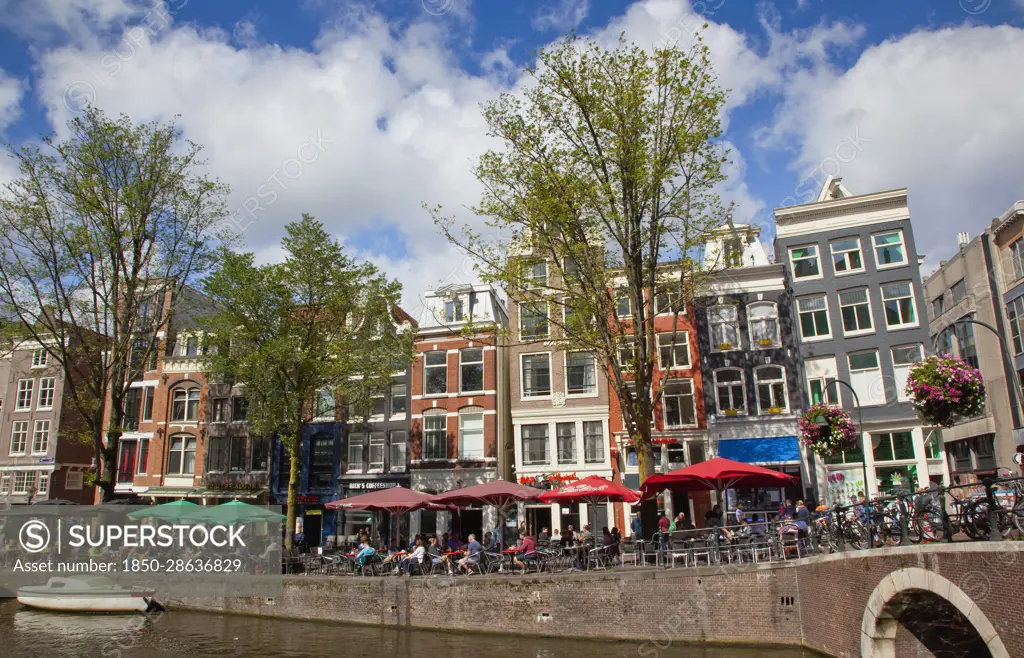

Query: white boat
<box><xmin>16</xmin><ymin>575</ymin><xmax>161</xmax><ymax>613</ymax></box>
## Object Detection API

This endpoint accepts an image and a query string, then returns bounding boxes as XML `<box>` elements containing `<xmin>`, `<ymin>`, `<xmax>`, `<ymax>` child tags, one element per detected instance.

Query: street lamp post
<box><xmin>814</xmin><ymin>379</ymin><xmax>869</xmax><ymax>500</ymax></box>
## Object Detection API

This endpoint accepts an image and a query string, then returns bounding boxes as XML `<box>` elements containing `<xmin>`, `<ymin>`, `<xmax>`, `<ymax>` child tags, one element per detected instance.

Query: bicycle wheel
<box><xmin>913</xmin><ymin>510</ymin><xmax>942</xmax><ymax>543</ymax></box>
<box><xmin>846</xmin><ymin>519</ymin><xmax>868</xmax><ymax>550</ymax></box>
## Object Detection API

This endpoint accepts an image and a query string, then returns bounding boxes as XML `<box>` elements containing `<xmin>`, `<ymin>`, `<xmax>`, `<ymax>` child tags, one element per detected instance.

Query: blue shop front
<box><xmin>269</xmin><ymin>422</ymin><xmax>343</xmax><ymax>548</ymax></box>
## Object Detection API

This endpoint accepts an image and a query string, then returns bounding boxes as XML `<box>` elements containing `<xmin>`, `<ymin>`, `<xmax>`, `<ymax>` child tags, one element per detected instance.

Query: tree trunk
<box><xmin>98</xmin><ymin>422</ymin><xmax>122</xmax><ymax>503</ymax></box>
<box><xmin>284</xmin><ymin>437</ymin><xmax>301</xmax><ymax>551</ymax></box>
<box><xmin>634</xmin><ymin>415</ymin><xmax>657</xmax><ymax>483</ymax></box>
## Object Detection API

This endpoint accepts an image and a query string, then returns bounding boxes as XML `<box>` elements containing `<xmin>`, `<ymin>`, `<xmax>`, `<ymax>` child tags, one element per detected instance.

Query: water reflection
<box><xmin>0</xmin><ymin>600</ymin><xmax>812</xmax><ymax>658</ymax></box>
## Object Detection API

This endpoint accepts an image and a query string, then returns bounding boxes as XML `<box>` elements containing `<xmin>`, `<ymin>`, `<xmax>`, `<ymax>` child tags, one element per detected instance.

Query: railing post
<box><xmin>938</xmin><ymin>486</ymin><xmax>954</xmax><ymax>543</ymax></box>
<box><xmin>983</xmin><ymin>477</ymin><xmax>1003</xmax><ymax>541</ymax></box>
<box><xmin>897</xmin><ymin>493</ymin><xmax>910</xmax><ymax>546</ymax></box>
<box><xmin>834</xmin><ymin>505</ymin><xmax>845</xmax><ymax>552</ymax></box>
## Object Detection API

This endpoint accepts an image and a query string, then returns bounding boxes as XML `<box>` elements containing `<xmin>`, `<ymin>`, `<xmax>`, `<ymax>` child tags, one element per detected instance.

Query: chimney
<box><xmin>957</xmin><ymin>231</ymin><xmax>970</xmax><ymax>248</ymax></box>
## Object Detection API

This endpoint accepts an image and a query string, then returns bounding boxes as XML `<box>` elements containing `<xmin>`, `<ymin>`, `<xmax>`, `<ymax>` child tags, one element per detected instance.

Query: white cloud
<box><xmin>765</xmin><ymin>24</ymin><xmax>1024</xmax><ymax>266</ymax></box>
<box><xmin>0</xmin><ymin>68</ymin><xmax>23</xmax><ymax>131</ymax></box>
<box><xmin>532</xmin><ymin>0</ymin><xmax>590</xmax><ymax>32</ymax></box>
<box><xmin>0</xmin><ymin>0</ymin><xmax>151</xmax><ymax>44</ymax></box>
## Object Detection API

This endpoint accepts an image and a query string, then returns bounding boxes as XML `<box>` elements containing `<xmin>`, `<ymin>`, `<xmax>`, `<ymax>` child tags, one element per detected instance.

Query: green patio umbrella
<box><xmin>190</xmin><ymin>501</ymin><xmax>285</xmax><ymax>525</ymax></box>
<box><xmin>126</xmin><ymin>499</ymin><xmax>204</xmax><ymax>523</ymax></box>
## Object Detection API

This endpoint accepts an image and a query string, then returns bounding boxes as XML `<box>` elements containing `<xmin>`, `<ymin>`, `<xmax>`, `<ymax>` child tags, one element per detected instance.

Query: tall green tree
<box><xmin>435</xmin><ymin>33</ymin><xmax>730</xmax><ymax>482</ymax></box>
<box><xmin>0</xmin><ymin>107</ymin><xmax>229</xmax><ymax>501</ymax></box>
<box><xmin>202</xmin><ymin>215</ymin><xmax>414</xmax><ymax>549</ymax></box>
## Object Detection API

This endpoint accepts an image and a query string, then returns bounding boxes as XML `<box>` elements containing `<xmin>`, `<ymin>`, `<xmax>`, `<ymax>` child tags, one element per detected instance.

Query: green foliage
<box><xmin>201</xmin><ymin>214</ymin><xmax>415</xmax><ymax>546</ymax></box>
<box><xmin>0</xmin><ymin>107</ymin><xmax>229</xmax><ymax>500</ymax></box>
<box><xmin>433</xmin><ymin>32</ymin><xmax>729</xmax><ymax>480</ymax></box>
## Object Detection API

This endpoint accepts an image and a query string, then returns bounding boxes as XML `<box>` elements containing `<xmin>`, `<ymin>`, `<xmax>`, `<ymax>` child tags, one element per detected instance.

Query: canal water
<box><xmin>0</xmin><ymin>599</ymin><xmax>814</xmax><ymax>657</ymax></box>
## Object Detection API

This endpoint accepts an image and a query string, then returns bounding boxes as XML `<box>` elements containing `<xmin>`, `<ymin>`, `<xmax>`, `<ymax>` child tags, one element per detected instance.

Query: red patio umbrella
<box><xmin>639</xmin><ymin>457</ymin><xmax>797</xmax><ymax>498</ymax></box>
<box><xmin>540</xmin><ymin>475</ymin><xmax>641</xmax><ymax>529</ymax></box>
<box><xmin>325</xmin><ymin>487</ymin><xmax>450</xmax><ymax>546</ymax></box>
<box><xmin>432</xmin><ymin>481</ymin><xmax>544</xmax><ymax>548</ymax></box>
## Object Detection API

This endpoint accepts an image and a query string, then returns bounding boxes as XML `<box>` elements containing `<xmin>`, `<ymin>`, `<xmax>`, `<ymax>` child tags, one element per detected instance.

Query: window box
<box><xmin>723</xmin><ymin>408</ymin><xmax>739</xmax><ymax>417</ymax></box>
<box><xmin>758</xmin><ymin>338</ymin><xmax>773</xmax><ymax>347</ymax></box>
<box><xmin>768</xmin><ymin>407</ymin><xmax>783</xmax><ymax>414</ymax></box>
<box><xmin>718</xmin><ymin>342</ymin><xmax>732</xmax><ymax>351</ymax></box>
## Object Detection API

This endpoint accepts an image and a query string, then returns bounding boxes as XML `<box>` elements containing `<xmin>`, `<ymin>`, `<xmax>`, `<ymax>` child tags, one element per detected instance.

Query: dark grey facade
<box><xmin>773</xmin><ymin>179</ymin><xmax>944</xmax><ymax>501</ymax></box>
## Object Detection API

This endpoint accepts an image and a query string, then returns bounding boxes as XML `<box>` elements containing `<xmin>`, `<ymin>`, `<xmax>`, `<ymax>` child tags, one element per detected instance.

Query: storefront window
<box><xmin>875</xmin><ymin>465</ymin><xmax>917</xmax><ymax>494</ymax></box>
<box><xmin>872</xmin><ymin>432</ymin><xmax>915</xmax><ymax>462</ymax></box>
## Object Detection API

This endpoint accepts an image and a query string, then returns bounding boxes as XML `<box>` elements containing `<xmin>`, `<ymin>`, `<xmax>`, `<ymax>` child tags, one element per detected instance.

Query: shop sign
<box><xmin>519</xmin><ymin>472</ymin><xmax>578</xmax><ymax>486</ymax></box>
<box><xmin>297</xmin><ymin>495</ymin><xmax>320</xmax><ymax>503</ymax></box>
<box><xmin>306</xmin><ymin>509</ymin><xmax>322</xmax><ymax>516</ymax></box>
<box><xmin>348</xmin><ymin>481</ymin><xmax>399</xmax><ymax>491</ymax></box>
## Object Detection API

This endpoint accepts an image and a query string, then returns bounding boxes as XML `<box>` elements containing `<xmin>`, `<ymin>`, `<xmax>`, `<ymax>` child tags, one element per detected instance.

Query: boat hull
<box><xmin>16</xmin><ymin>592</ymin><xmax>152</xmax><ymax>613</ymax></box>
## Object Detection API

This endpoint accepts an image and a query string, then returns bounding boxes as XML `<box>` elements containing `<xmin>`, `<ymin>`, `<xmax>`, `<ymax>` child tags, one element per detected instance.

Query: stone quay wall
<box><xmin>179</xmin><ymin>543</ymin><xmax>1024</xmax><ymax>658</ymax></box>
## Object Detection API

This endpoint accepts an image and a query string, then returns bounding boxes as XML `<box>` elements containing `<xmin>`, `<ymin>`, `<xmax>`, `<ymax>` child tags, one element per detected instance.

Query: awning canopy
<box><xmin>716</xmin><ymin>437</ymin><xmax>800</xmax><ymax>465</ymax></box>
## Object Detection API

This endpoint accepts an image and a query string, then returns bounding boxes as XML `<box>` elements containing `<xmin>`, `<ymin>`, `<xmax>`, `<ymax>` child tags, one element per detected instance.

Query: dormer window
<box><xmin>444</xmin><ymin>299</ymin><xmax>463</xmax><ymax>323</ymax></box>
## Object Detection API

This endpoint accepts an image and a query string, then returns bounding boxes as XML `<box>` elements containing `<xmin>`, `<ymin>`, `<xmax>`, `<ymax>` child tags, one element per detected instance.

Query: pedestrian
<box><xmin>630</xmin><ymin>511</ymin><xmax>643</xmax><ymax>539</ymax></box>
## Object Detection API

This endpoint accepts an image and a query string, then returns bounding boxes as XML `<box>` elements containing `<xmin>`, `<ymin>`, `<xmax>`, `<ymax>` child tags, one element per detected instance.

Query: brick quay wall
<box><xmin>179</xmin><ymin>543</ymin><xmax>1024</xmax><ymax>658</ymax></box>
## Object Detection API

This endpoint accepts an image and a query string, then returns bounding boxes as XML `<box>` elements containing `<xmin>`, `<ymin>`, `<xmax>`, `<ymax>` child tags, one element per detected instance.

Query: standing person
<box><xmin>630</xmin><ymin>511</ymin><xmax>643</xmax><ymax>539</ymax></box>
<box><xmin>658</xmin><ymin>514</ymin><xmax>670</xmax><ymax>551</ymax></box>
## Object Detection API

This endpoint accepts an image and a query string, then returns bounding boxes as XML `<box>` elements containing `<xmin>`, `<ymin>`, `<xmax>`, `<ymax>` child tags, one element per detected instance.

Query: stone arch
<box><xmin>861</xmin><ymin>567</ymin><xmax>1009</xmax><ymax>658</ymax></box>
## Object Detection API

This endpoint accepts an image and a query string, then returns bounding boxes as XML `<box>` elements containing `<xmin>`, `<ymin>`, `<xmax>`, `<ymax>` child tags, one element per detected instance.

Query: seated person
<box><xmin>704</xmin><ymin>505</ymin><xmax>723</xmax><ymax>528</ymax></box>
<box><xmin>538</xmin><ymin>527</ymin><xmax>550</xmax><ymax>545</ymax></box>
<box><xmin>426</xmin><ymin>536</ymin><xmax>448</xmax><ymax>572</ymax></box>
<box><xmin>676</xmin><ymin>513</ymin><xmax>696</xmax><ymax>532</ymax></box>
<box><xmin>580</xmin><ymin>524</ymin><xmax>593</xmax><ymax>543</ymax></box>
<box><xmin>550</xmin><ymin>528</ymin><xmax>560</xmax><ymax>545</ymax></box>
<box><xmin>399</xmin><ymin>538</ymin><xmax>426</xmax><ymax>575</ymax></box>
<box><xmin>355</xmin><ymin>539</ymin><xmax>377</xmax><ymax>566</ymax></box>
<box><xmin>562</xmin><ymin>526</ymin><xmax>576</xmax><ymax>546</ymax></box>
<box><xmin>457</xmin><ymin>534</ymin><xmax>483</xmax><ymax>573</ymax></box>
<box><xmin>447</xmin><ymin>533</ymin><xmax>463</xmax><ymax>553</ymax></box>
<box><xmin>511</xmin><ymin>533</ymin><xmax>537</xmax><ymax>573</ymax></box>
<box><xmin>482</xmin><ymin>531</ymin><xmax>496</xmax><ymax>552</ymax></box>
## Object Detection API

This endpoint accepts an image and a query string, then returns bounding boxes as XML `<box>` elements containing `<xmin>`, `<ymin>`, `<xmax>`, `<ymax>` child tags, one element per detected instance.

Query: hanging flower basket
<box><xmin>905</xmin><ymin>355</ymin><xmax>985</xmax><ymax>428</ymax></box>
<box><xmin>799</xmin><ymin>403</ymin><xmax>859</xmax><ymax>458</ymax></box>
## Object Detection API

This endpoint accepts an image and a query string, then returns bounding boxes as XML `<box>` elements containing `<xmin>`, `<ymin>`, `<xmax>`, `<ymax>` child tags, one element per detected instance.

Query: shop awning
<box><xmin>717</xmin><ymin>437</ymin><xmax>800</xmax><ymax>465</ymax></box>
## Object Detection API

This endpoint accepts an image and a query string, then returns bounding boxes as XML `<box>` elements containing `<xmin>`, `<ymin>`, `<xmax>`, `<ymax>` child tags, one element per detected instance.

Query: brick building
<box><xmin>0</xmin><ymin>336</ymin><xmax>94</xmax><ymax>505</ymax></box>
<box><xmin>408</xmin><ymin>284</ymin><xmax>511</xmax><ymax>541</ymax></box>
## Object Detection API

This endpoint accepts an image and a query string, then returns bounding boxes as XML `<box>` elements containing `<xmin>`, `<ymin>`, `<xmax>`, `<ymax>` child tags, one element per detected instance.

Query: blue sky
<box><xmin>0</xmin><ymin>0</ymin><xmax>1022</xmax><ymax>315</ymax></box>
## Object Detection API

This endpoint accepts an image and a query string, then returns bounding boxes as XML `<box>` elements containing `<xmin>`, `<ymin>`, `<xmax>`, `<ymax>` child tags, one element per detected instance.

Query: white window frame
<box><xmin>583</xmin><ymin>420</ymin><xmax>604</xmax><ymax>464</ymax></box>
<box><xmin>838</xmin><ymin>288</ymin><xmax>875</xmax><ymax>337</ymax></box>
<box><xmin>368</xmin><ymin>432</ymin><xmax>386</xmax><ymax>473</ymax></box>
<box><xmin>656</xmin><ymin>331</ymin><xmax>691</xmax><ymax>369</ymax></box>
<box><xmin>615</xmin><ymin>290</ymin><xmax>632</xmax><ymax>318</ymax></box>
<box><xmin>15</xmin><ymin>379</ymin><xmax>33</xmax><ymax>411</ymax></box>
<box><xmin>31</xmin><ymin>419</ymin><xmax>50</xmax><ymax>455</ymax></box>
<box><xmin>31</xmin><ymin>348</ymin><xmax>48</xmax><ymax>368</ymax></box>
<box><xmin>519</xmin><ymin>301</ymin><xmax>549</xmax><ymax>340</ymax></box>
<box><xmin>565</xmin><ymin>351</ymin><xmax>598</xmax><ymax>397</ymax></box>
<box><xmin>1008</xmin><ymin>297</ymin><xmax>1024</xmax><ymax>355</ymax></box>
<box><xmin>662</xmin><ymin>379</ymin><xmax>697</xmax><ymax>428</ymax></box>
<box><xmin>881</xmin><ymin>281</ymin><xmax>919</xmax><ymax>330</ymax></box>
<box><xmin>389</xmin><ymin>430</ymin><xmax>408</xmax><ymax>472</ymax></box>
<box><xmin>1011</xmin><ymin>238</ymin><xmax>1024</xmax><ymax>281</ymax></box>
<box><xmin>520</xmin><ymin>424</ymin><xmax>549</xmax><ymax>466</ymax></box>
<box><xmin>891</xmin><ymin>344</ymin><xmax>924</xmax><ymax>402</ymax></box>
<box><xmin>747</xmin><ymin>302</ymin><xmax>780</xmax><ymax>348</ymax></box>
<box><xmin>714</xmin><ymin>368</ymin><xmax>746</xmax><ymax>416</ymax></box>
<box><xmin>458</xmin><ymin>410</ymin><xmax>485</xmax><ymax>460</ymax></box>
<box><xmin>37</xmin><ymin>472</ymin><xmax>49</xmax><ymax>496</ymax></box>
<box><xmin>805</xmin><ymin>356</ymin><xmax>840</xmax><ymax>406</ymax></box>
<box><xmin>872</xmin><ymin>230</ymin><xmax>908</xmax><ymax>269</ymax></box>
<box><xmin>525</xmin><ymin>261</ymin><xmax>548</xmax><ymax>288</ymax></box>
<box><xmin>797</xmin><ymin>294</ymin><xmax>832</xmax><ymax>342</ymax></box>
<box><xmin>709</xmin><ymin>305</ymin><xmax>740</xmax><ymax>351</ymax></box>
<box><xmin>423</xmin><ymin>350</ymin><xmax>448</xmax><ymax>396</ymax></box>
<box><xmin>556</xmin><ymin>422</ymin><xmax>577</xmax><ymax>465</ymax></box>
<box><xmin>754</xmin><ymin>365</ymin><xmax>789</xmax><ymax>414</ymax></box>
<box><xmin>166</xmin><ymin>435</ymin><xmax>197</xmax><ymax>475</ymax></box>
<box><xmin>389</xmin><ymin>383</ymin><xmax>407</xmax><ymax>418</ymax></box>
<box><xmin>830</xmin><ymin>237</ymin><xmax>865</xmax><ymax>276</ymax></box>
<box><xmin>9</xmin><ymin>420</ymin><xmax>28</xmax><ymax>456</ymax></box>
<box><xmin>459</xmin><ymin>347</ymin><xmax>485</xmax><ymax>394</ymax></box>
<box><xmin>12</xmin><ymin>471</ymin><xmax>32</xmax><ymax>495</ymax></box>
<box><xmin>789</xmin><ymin>244</ymin><xmax>823</xmax><ymax>280</ymax></box>
<box><xmin>655</xmin><ymin>290</ymin><xmax>684</xmax><ymax>315</ymax></box>
<box><xmin>422</xmin><ymin>412</ymin><xmax>448</xmax><ymax>461</ymax></box>
<box><xmin>848</xmin><ymin>350</ymin><xmax>884</xmax><ymax>407</ymax></box>
<box><xmin>36</xmin><ymin>377</ymin><xmax>56</xmax><ymax>410</ymax></box>
<box><xmin>444</xmin><ymin>299</ymin><xmax>464</xmax><ymax>323</ymax></box>
<box><xmin>347</xmin><ymin>434</ymin><xmax>365</xmax><ymax>473</ymax></box>
<box><xmin>521</xmin><ymin>352</ymin><xmax>553</xmax><ymax>399</ymax></box>
<box><xmin>617</xmin><ymin>335</ymin><xmax>637</xmax><ymax>370</ymax></box>
<box><xmin>0</xmin><ymin>473</ymin><xmax>9</xmax><ymax>494</ymax></box>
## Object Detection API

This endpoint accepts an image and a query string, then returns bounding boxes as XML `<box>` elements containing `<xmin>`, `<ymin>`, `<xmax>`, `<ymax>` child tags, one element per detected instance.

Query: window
<box><xmin>797</xmin><ymin>295</ymin><xmax>831</xmax><ymax>340</ymax></box>
<box><xmin>657</xmin><ymin>332</ymin><xmax>690</xmax><ymax>368</ymax></box>
<box><xmin>562</xmin><ymin>298</ymin><xmax>589</xmax><ymax>332</ymax></box>
<box><xmin>892</xmin><ymin>345</ymin><xmax>923</xmax><ymax>402</ymax></box>
<box><xmin>460</xmin><ymin>348</ymin><xmax>484</xmax><ymax>393</ymax></box>
<box><xmin>617</xmin><ymin>336</ymin><xmax>637</xmax><ymax>369</ymax></box>
<box><xmin>13</xmin><ymin>471</ymin><xmax>32</xmax><ymax>495</ymax></box>
<box><xmin>171</xmin><ymin>389</ymin><xmax>201</xmax><ymax>422</ymax></box>
<box><xmin>688</xmin><ymin>442</ymin><xmax>706</xmax><ymax>464</ymax></box>
<box><xmin>0</xmin><ymin>473</ymin><xmax>8</xmax><ymax>494</ymax></box>
<box><xmin>952</xmin><ymin>319</ymin><xmax>979</xmax><ymax>370</ymax></box>
<box><xmin>748</xmin><ymin>303</ymin><xmax>779</xmax><ymax>347</ymax></box>
<box><xmin>229</xmin><ymin>435</ymin><xmax>246</xmax><ymax>472</ymax></box>
<box><xmin>37</xmin><ymin>472</ymin><xmax>49</xmax><ymax>496</ymax></box>
<box><xmin>615</xmin><ymin>290</ymin><xmax>632</xmax><ymax>318</ymax></box>
<box><xmin>714</xmin><ymin>369</ymin><xmax>746</xmax><ymax>414</ymax></box>
<box><xmin>556</xmin><ymin>422</ymin><xmax>576</xmax><ymax>464</ymax></box>
<box><xmin>525</xmin><ymin>261</ymin><xmax>548</xmax><ymax>287</ymax></box>
<box><xmin>872</xmin><ymin>432</ymin><xmax>915</xmax><ymax>462</ymax></box>
<box><xmin>31</xmin><ymin>420</ymin><xmax>50</xmax><ymax>454</ymax></box>
<box><xmin>424</xmin><ymin>351</ymin><xmax>448</xmax><ymax>395</ymax></box>
<box><xmin>9</xmin><ymin>421</ymin><xmax>28</xmax><ymax>455</ymax></box>
<box><xmin>521</xmin><ymin>353</ymin><xmax>551</xmax><ymax>397</ymax></box>
<box><xmin>789</xmin><ymin>245</ymin><xmax>821</xmax><ymax>279</ymax></box>
<box><xmin>390</xmin><ymin>431</ymin><xmax>407</xmax><ymax>472</ymax></box>
<box><xmin>129</xmin><ymin>338</ymin><xmax>157</xmax><ymax>374</ymax></box>
<box><xmin>755</xmin><ymin>366</ymin><xmax>788</xmax><ymax>413</ymax></box>
<box><xmin>519</xmin><ymin>301</ymin><xmax>549</xmax><ymax>339</ymax></box>
<box><xmin>277</xmin><ymin>449</ymin><xmax>291</xmax><ymax>490</ymax></box>
<box><xmin>122</xmin><ymin>440</ymin><xmax>143</xmax><ymax>479</ymax></box>
<box><xmin>308</xmin><ymin>435</ymin><xmax>334</xmax><ymax>485</ymax></box>
<box><xmin>122</xmin><ymin>388</ymin><xmax>141</xmax><ymax>431</ymax></box>
<box><xmin>1012</xmin><ymin>238</ymin><xmax>1024</xmax><ymax>280</ymax></box>
<box><xmin>839</xmin><ymin>289</ymin><xmax>873</xmax><ymax>334</ymax></box>
<box><xmin>849</xmin><ymin>351</ymin><xmax>884</xmax><ymax>406</ymax></box>
<box><xmin>932</xmin><ymin>294</ymin><xmax>945</xmax><ymax>318</ymax></box>
<box><xmin>882</xmin><ymin>282</ymin><xmax>917</xmax><ymax>328</ymax></box>
<box><xmin>444</xmin><ymin>299</ymin><xmax>464</xmax><ymax>323</ymax></box>
<box><xmin>423</xmin><ymin>413</ymin><xmax>447</xmax><ymax>460</ymax></box>
<box><xmin>369</xmin><ymin>432</ymin><xmax>386</xmax><ymax>471</ymax></box>
<box><xmin>459</xmin><ymin>411</ymin><xmax>484</xmax><ymax>460</ymax></box>
<box><xmin>16</xmin><ymin>379</ymin><xmax>33</xmax><ymax>411</ymax></box>
<box><xmin>873</xmin><ymin>231</ymin><xmax>907</xmax><ymax>267</ymax></box>
<box><xmin>315</xmin><ymin>390</ymin><xmax>335</xmax><ymax>419</ymax></box>
<box><xmin>212</xmin><ymin>397</ymin><xmax>227</xmax><ymax>422</ymax></box>
<box><xmin>390</xmin><ymin>384</ymin><xmax>407</xmax><ymax>416</ymax></box>
<box><xmin>663</xmin><ymin>380</ymin><xmax>697</xmax><ymax>427</ymax></box>
<box><xmin>250</xmin><ymin>437</ymin><xmax>267</xmax><ymax>472</ymax></box>
<box><xmin>521</xmin><ymin>424</ymin><xmax>548</xmax><ymax>465</ymax></box>
<box><xmin>31</xmin><ymin>348</ymin><xmax>47</xmax><ymax>367</ymax></box>
<box><xmin>370</xmin><ymin>394</ymin><xmax>387</xmax><ymax>418</ymax></box>
<box><xmin>347</xmin><ymin>435</ymin><xmax>364</xmax><ymax>473</ymax></box>
<box><xmin>566</xmin><ymin>352</ymin><xmax>597</xmax><ymax>395</ymax></box>
<box><xmin>232</xmin><ymin>396</ymin><xmax>248</xmax><ymax>421</ymax></box>
<box><xmin>184</xmin><ymin>335</ymin><xmax>199</xmax><ymax>357</ymax></box>
<box><xmin>138</xmin><ymin>438</ymin><xmax>150</xmax><ymax>473</ymax></box>
<box><xmin>563</xmin><ymin>256</ymin><xmax>579</xmax><ymax>276</ymax></box>
<box><xmin>583</xmin><ymin>421</ymin><xmax>603</xmax><ymax>463</ymax></box>
<box><xmin>1008</xmin><ymin>297</ymin><xmax>1024</xmax><ymax>354</ymax></box>
<box><xmin>142</xmin><ymin>388</ymin><xmax>154</xmax><ymax>421</ymax></box>
<box><xmin>709</xmin><ymin>305</ymin><xmax>740</xmax><ymax>349</ymax></box>
<box><xmin>167</xmin><ymin>435</ymin><xmax>197</xmax><ymax>475</ymax></box>
<box><xmin>951</xmin><ymin>279</ymin><xmax>967</xmax><ymax>305</ymax></box>
<box><xmin>805</xmin><ymin>356</ymin><xmax>839</xmax><ymax>405</ymax></box>
<box><xmin>655</xmin><ymin>290</ymin><xmax>682</xmax><ymax>315</ymax></box>
<box><xmin>831</xmin><ymin>238</ymin><xmax>863</xmax><ymax>274</ymax></box>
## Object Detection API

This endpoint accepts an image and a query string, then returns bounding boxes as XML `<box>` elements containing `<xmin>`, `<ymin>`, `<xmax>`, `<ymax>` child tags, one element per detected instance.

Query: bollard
<box><xmin>897</xmin><ymin>493</ymin><xmax>910</xmax><ymax>546</ymax></box>
<box><xmin>983</xmin><ymin>477</ymin><xmax>1003</xmax><ymax>541</ymax></box>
